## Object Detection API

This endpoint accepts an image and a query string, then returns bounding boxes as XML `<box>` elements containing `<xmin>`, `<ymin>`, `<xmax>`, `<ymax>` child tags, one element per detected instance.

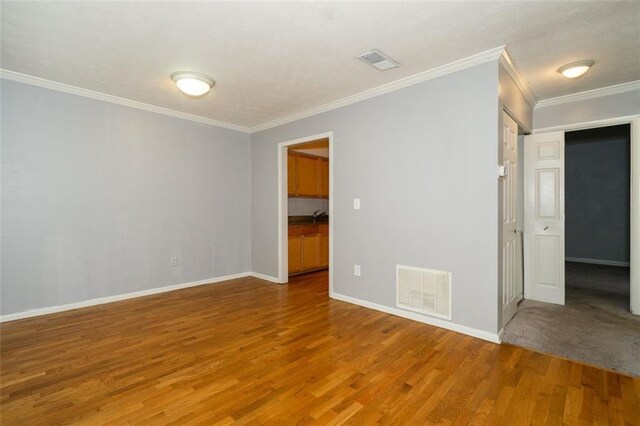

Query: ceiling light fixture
<box><xmin>557</xmin><ymin>60</ymin><xmax>594</xmax><ymax>79</ymax></box>
<box><xmin>170</xmin><ymin>71</ymin><xmax>215</xmax><ymax>97</ymax></box>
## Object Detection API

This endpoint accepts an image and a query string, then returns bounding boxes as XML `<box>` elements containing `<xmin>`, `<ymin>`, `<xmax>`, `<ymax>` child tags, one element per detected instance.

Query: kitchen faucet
<box><xmin>312</xmin><ymin>209</ymin><xmax>327</xmax><ymax>222</ymax></box>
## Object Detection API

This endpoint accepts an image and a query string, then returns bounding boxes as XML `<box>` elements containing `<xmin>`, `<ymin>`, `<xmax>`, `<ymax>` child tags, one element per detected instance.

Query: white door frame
<box><xmin>277</xmin><ymin>132</ymin><xmax>334</xmax><ymax>294</ymax></box>
<box><xmin>533</xmin><ymin>114</ymin><xmax>640</xmax><ymax>315</ymax></box>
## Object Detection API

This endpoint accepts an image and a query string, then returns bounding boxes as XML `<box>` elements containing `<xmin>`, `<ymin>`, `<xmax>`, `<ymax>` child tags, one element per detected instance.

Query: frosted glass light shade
<box><xmin>171</xmin><ymin>72</ymin><xmax>215</xmax><ymax>96</ymax></box>
<box><xmin>558</xmin><ymin>60</ymin><xmax>594</xmax><ymax>79</ymax></box>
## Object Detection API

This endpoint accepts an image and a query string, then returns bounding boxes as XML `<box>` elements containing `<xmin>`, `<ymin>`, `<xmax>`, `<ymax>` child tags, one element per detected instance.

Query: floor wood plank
<box><xmin>1</xmin><ymin>271</ymin><xmax>638</xmax><ymax>424</ymax></box>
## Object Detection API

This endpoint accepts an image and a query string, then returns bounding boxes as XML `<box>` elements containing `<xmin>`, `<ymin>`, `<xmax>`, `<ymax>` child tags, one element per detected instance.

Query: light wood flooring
<box><xmin>1</xmin><ymin>271</ymin><xmax>639</xmax><ymax>425</ymax></box>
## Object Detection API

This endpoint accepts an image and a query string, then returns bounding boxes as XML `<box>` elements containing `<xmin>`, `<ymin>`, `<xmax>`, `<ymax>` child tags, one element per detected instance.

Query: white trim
<box><xmin>331</xmin><ymin>292</ymin><xmax>500</xmax><ymax>344</ymax></box>
<box><xmin>631</xmin><ymin>118</ymin><xmax>640</xmax><ymax>315</ymax></box>
<box><xmin>566</xmin><ymin>257</ymin><xmax>630</xmax><ymax>267</ymax></box>
<box><xmin>249</xmin><ymin>272</ymin><xmax>281</xmax><ymax>283</ymax></box>
<box><xmin>0</xmin><ymin>69</ymin><xmax>251</xmax><ymax>133</ymax></box>
<box><xmin>277</xmin><ymin>132</ymin><xmax>334</xmax><ymax>295</ymax></box>
<box><xmin>0</xmin><ymin>272</ymin><xmax>251</xmax><ymax>323</ymax></box>
<box><xmin>2</xmin><ymin>47</ymin><xmax>522</xmax><ymax>136</ymax></box>
<box><xmin>536</xmin><ymin>80</ymin><xmax>640</xmax><ymax>108</ymax></box>
<box><xmin>498</xmin><ymin>48</ymin><xmax>537</xmax><ymax>107</ymax></box>
<box><xmin>250</xmin><ymin>46</ymin><xmax>507</xmax><ymax>133</ymax></box>
<box><xmin>534</xmin><ymin>115</ymin><xmax>640</xmax><ymax>134</ymax></box>
<box><xmin>531</xmin><ymin>115</ymin><xmax>639</xmax><ymax>316</ymax></box>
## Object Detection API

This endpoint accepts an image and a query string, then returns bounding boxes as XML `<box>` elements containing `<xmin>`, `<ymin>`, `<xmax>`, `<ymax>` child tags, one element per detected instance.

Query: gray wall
<box><xmin>565</xmin><ymin>125</ymin><xmax>630</xmax><ymax>263</ymax></box>
<box><xmin>533</xmin><ymin>88</ymin><xmax>640</xmax><ymax>130</ymax></box>
<box><xmin>1</xmin><ymin>80</ymin><xmax>252</xmax><ymax>315</ymax></box>
<box><xmin>252</xmin><ymin>62</ymin><xmax>501</xmax><ymax>334</ymax></box>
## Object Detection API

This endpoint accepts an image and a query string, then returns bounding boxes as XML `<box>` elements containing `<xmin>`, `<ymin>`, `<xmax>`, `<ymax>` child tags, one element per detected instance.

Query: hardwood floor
<box><xmin>1</xmin><ymin>271</ymin><xmax>639</xmax><ymax>425</ymax></box>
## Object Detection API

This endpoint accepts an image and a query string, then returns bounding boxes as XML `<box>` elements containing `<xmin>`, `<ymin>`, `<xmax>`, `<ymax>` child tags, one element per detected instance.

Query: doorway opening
<box><xmin>277</xmin><ymin>132</ymin><xmax>333</xmax><ymax>292</ymax></box>
<box><xmin>503</xmin><ymin>120</ymin><xmax>640</xmax><ymax>376</ymax></box>
<box><xmin>565</xmin><ymin>124</ymin><xmax>631</xmax><ymax>306</ymax></box>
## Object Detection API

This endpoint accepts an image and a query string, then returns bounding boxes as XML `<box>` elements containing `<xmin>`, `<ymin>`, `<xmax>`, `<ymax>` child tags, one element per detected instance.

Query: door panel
<box><xmin>301</xmin><ymin>235</ymin><xmax>319</xmax><ymax>270</ymax></box>
<box><xmin>318</xmin><ymin>232</ymin><xmax>329</xmax><ymax>267</ymax></box>
<box><xmin>287</xmin><ymin>153</ymin><xmax>296</xmax><ymax>196</ymax></box>
<box><xmin>536</xmin><ymin>169</ymin><xmax>559</xmax><ymax>218</ymax></box>
<box><xmin>501</xmin><ymin>111</ymin><xmax>521</xmax><ymax>328</ymax></box>
<box><xmin>320</xmin><ymin>159</ymin><xmax>329</xmax><ymax>198</ymax></box>
<box><xmin>288</xmin><ymin>236</ymin><xmax>301</xmax><ymax>273</ymax></box>
<box><xmin>524</xmin><ymin>131</ymin><xmax>565</xmax><ymax>305</ymax></box>
<box><xmin>296</xmin><ymin>155</ymin><xmax>319</xmax><ymax>197</ymax></box>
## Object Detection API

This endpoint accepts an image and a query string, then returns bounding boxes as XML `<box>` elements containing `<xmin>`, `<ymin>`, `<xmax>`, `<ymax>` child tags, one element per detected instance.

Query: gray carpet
<box><xmin>566</xmin><ymin>261</ymin><xmax>630</xmax><ymax>295</ymax></box>
<box><xmin>502</xmin><ymin>265</ymin><xmax>639</xmax><ymax>376</ymax></box>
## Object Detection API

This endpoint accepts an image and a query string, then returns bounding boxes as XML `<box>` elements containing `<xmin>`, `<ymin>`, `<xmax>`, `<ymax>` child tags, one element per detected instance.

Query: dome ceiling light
<box><xmin>557</xmin><ymin>60</ymin><xmax>594</xmax><ymax>79</ymax></box>
<box><xmin>170</xmin><ymin>71</ymin><xmax>215</xmax><ymax>97</ymax></box>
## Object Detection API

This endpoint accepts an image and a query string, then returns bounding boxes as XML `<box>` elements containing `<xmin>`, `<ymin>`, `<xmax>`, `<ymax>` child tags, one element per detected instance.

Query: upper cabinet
<box><xmin>288</xmin><ymin>152</ymin><xmax>329</xmax><ymax>199</ymax></box>
<box><xmin>319</xmin><ymin>158</ymin><xmax>329</xmax><ymax>198</ymax></box>
<box><xmin>287</xmin><ymin>153</ymin><xmax>296</xmax><ymax>195</ymax></box>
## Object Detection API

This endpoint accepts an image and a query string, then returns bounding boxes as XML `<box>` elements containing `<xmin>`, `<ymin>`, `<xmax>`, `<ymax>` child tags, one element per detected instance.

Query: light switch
<box><xmin>354</xmin><ymin>264</ymin><xmax>361</xmax><ymax>276</ymax></box>
<box><xmin>353</xmin><ymin>198</ymin><xmax>361</xmax><ymax>210</ymax></box>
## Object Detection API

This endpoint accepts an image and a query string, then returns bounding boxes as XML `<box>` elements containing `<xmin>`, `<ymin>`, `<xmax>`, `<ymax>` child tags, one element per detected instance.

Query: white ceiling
<box><xmin>2</xmin><ymin>1</ymin><xmax>638</xmax><ymax>128</ymax></box>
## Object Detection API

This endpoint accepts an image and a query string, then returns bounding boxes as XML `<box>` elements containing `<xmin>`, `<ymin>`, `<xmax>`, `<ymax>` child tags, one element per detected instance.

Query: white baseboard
<box><xmin>330</xmin><ymin>292</ymin><xmax>501</xmax><ymax>344</ymax></box>
<box><xmin>566</xmin><ymin>257</ymin><xmax>630</xmax><ymax>267</ymax></box>
<box><xmin>0</xmin><ymin>272</ymin><xmax>252</xmax><ymax>323</ymax></box>
<box><xmin>249</xmin><ymin>272</ymin><xmax>282</xmax><ymax>283</ymax></box>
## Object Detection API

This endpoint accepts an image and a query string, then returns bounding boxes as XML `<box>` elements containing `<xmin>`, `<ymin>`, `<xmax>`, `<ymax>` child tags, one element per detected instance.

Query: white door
<box><xmin>501</xmin><ymin>111</ymin><xmax>521</xmax><ymax>328</ymax></box>
<box><xmin>524</xmin><ymin>131</ymin><xmax>565</xmax><ymax>305</ymax></box>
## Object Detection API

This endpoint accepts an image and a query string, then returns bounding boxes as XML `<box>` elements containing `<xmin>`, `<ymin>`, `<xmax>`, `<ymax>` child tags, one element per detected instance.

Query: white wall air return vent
<box><xmin>357</xmin><ymin>49</ymin><xmax>400</xmax><ymax>71</ymax></box>
<box><xmin>396</xmin><ymin>265</ymin><xmax>451</xmax><ymax>320</ymax></box>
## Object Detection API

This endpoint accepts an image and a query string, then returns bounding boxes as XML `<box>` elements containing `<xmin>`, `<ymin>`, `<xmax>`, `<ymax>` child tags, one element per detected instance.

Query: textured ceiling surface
<box><xmin>2</xmin><ymin>1</ymin><xmax>638</xmax><ymax>128</ymax></box>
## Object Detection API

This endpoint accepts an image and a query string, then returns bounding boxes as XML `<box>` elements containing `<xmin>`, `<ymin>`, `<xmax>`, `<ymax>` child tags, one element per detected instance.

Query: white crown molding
<box><xmin>249</xmin><ymin>46</ymin><xmax>507</xmax><ymax>133</ymax></box>
<box><xmin>0</xmin><ymin>68</ymin><xmax>251</xmax><ymax>133</ymax></box>
<box><xmin>533</xmin><ymin>114</ymin><xmax>639</xmax><ymax>134</ymax></box>
<box><xmin>3</xmin><ymin>46</ymin><xmax>538</xmax><ymax>136</ymax></box>
<box><xmin>498</xmin><ymin>48</ymin><xmax>537</xmax><ymax>108</ymax></box>
<box><xmin>536</xmin><ymin>80</ymin><xmax>640</xmax><ymax>108</ymax></box>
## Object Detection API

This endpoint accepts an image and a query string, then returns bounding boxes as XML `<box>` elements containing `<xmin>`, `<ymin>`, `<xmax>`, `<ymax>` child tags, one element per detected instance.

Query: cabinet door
<box><xmin>287</xmin><ymin>153</ymin><xmax>296</xmax><ymax>196</ymax></box>
<box><xmin>288</xmin><ymin>236</ymin><xmax>302</xmax><ymax>273</ymax></box>
<box><xmin>318</xmin><ymin>232</ymin><xmax>329</xmax><ymax>267</ymax></box>
<box><xmin>296</xmin><ymin>155</ymin><xmax>319</xmax><ymax>197</ymax></box>
<box><xmin>301</xmin><ymin>234</ymin><xmax>319</xmax><ymax>270</ymax></box>
<box><xmin>319</xmin><ymin>158</ymin><xmax>329</xmax><ymax>198</ymax></box>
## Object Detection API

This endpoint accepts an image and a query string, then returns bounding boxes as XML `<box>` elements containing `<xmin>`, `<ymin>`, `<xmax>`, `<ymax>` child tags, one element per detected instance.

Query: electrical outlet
<box><xmin>354</xmin><ymin>264</ymin><xmax>361</xmax><ymax>276</ymax></box>
<box><xmin>171</xmin><ymin>257</ymin><xmax>178</xmax><ymax>267</ymax></box>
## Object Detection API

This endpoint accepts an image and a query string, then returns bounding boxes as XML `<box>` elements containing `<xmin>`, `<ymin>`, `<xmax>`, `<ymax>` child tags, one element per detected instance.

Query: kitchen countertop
<box><xmin>288</xmin><ymin>215</ymin><xmax>329</xmax><ymax>225</ymax></box>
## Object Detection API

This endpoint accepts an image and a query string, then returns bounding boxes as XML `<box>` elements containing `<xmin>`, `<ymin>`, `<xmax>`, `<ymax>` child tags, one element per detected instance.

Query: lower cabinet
<box><xmin>288</xmin><ymin>235</ymin><xmax>302</xmax><ymax>273</ymax></box>
<box><xmin>288</xmin><ymin>224</ymin><xmax>329</xmax><ymax>275</ymax></box>
<box><xmin>301</xmin><ymin>234</ymin><xmax>319</xmax><ymax>270</ymax></box>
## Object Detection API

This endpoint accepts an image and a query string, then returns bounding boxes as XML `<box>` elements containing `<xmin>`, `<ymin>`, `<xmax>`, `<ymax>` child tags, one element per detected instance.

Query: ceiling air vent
<box><xmin>357</xmin><ymin>49</ymin><xmax>399</xmax><ymax>71</ymax></box>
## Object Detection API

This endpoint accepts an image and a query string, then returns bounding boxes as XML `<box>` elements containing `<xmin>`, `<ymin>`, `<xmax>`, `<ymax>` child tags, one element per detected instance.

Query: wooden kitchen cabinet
<box><xmin>288</xmin><ymin>235</ymin><xmax>301</xmax><ymax>273</ymax></box>
<box><xmin>319</xmin><ymin>158</ymin><xmax>329</xmax><ymax>198</ymax></box>
<box><xmin>287</xmin><ymin>153</ymin><xmax>296</xmax><ymax>196</ymax></box>
<box><xmin>295</xmin><ymin>155</ymin><xmax>320</xmax><ymax>197</ymax></box>
<box><xmin>287</xmin><ymin>152</ymin><xmax>329</xmax><ymax>199</ymax></box>
<box><xmin>317</xmin><ymin>232</ymin><xmax>329</xmax><ymax>268</ymax></box>
<box><xmin>301</xmin><ymin>234</ymin><xmax>319</xmax><ymax>270</ymax></box>
<box><xmin>288</xmin><ymin>224</ymin><xmax>329</xmax><ymax>275</ymax></box>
